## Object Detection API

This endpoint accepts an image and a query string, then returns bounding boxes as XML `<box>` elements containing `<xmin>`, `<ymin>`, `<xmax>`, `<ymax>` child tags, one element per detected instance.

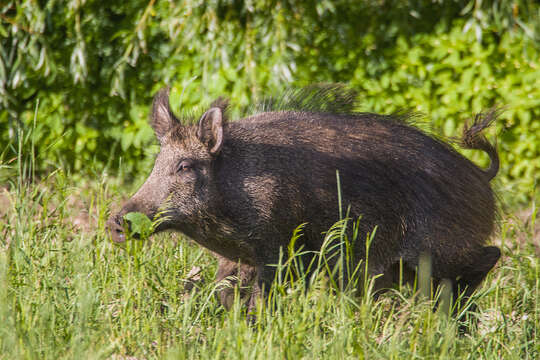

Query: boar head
<box><xmin>107</xmin><ymin>88</ymin><xmax>226</xmax><ymax>242</ymax></box>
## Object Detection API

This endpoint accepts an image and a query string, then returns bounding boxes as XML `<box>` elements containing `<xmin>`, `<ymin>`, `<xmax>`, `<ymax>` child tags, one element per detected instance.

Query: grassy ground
<box><xmin>0</xmin><ymin>165</ymin><xmax>538</xmax><ymax>359</ymax></box>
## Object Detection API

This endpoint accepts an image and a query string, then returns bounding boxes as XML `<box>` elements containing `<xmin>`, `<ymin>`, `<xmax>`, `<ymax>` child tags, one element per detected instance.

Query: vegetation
<box><xmin>0</xmin><ymin>0</ymin><xmax>539</xmax><ymax>358</ymax></box>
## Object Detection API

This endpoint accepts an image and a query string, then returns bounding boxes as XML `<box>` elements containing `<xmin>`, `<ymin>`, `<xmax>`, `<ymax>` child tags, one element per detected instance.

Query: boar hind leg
<box><xmin>371</xmin><ymin>260</ymin><xmax>417</xmax><ymax>296</ymax></box>
<box><xmin>453</xmin><ymin>246</ymin><xmax>501</xmax><ymax>314</ymax></box>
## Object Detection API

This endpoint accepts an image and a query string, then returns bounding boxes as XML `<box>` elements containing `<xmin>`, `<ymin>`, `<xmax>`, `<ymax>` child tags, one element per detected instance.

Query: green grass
<box><xmin>0</xmin><ymin>166</ymin><xmax>537</xmax><ymax>359</ymax></box>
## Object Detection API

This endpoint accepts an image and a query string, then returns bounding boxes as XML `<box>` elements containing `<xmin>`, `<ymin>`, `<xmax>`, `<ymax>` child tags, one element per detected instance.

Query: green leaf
<box><xmin>123</xmin><ymin>212</ymin><xmax>153</xmax><ymax>239</ymax></box>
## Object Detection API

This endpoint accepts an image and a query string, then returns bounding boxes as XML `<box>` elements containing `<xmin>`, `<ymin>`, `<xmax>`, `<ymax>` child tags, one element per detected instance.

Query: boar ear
<box><xmin>150</xmin><ymin>87</ymin><xmax>179</xmax><ymax>143</ymax></box>
<box><xmin>197</xmin><ymin>107</ymin><xmax>224</xmax><ymax>155</ymax></box>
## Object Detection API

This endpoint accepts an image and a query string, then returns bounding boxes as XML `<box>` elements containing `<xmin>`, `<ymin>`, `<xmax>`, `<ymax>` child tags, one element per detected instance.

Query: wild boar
<box><xmin>107</xmin><ymin>85</ymin><xmax>500</xmax><ymax>314</ymax></box>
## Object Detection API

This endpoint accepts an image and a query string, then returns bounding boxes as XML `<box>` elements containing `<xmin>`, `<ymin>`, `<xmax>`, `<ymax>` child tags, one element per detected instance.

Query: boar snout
<box><xmin>106</xmin><ymin>214</ymin><xmax>128</xmax><ymax>243</ymax></box>
<box><xmin>107</xmin><ymin>201</ymin><xmax>157</xmax><ymax>243</ymax></box>
<box><xmin>107</xmin><ymin>198</ymin><xmax>152</xmax><ymax>243</ymax></box>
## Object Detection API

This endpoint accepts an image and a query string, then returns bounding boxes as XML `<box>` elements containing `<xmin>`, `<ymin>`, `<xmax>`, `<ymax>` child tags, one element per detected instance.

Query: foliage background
<box><xmin>1</xmin><ymin>0</ymin><xmax>539</xmax><ymax>205</ymax></box>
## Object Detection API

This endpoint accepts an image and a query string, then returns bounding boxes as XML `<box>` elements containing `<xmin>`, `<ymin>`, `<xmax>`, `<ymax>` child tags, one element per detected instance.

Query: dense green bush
<box><xmin>1</xmin><ymin>0</ymin><xmax>538</xmax><ymax>205</ymax></box>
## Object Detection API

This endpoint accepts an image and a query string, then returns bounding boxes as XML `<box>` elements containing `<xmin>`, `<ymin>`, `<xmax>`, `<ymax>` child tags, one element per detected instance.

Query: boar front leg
<box><xmin>214</xmin><ymin>255</ymin><xmax>258</xmax><ymax>311</ymax></box>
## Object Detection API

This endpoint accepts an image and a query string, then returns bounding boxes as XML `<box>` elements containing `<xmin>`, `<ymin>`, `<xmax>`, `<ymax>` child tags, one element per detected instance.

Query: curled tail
<box><xmin>461</xmin><ymin>109</ymin><xmax>500</xmax><ymax>181</ymax></box>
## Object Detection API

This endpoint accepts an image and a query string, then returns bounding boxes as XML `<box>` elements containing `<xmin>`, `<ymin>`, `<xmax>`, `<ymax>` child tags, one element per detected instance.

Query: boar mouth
<box><xmin>106</xmin><ymin>211</ymin><xmax>172</xmax><ymax>243</ymax></box>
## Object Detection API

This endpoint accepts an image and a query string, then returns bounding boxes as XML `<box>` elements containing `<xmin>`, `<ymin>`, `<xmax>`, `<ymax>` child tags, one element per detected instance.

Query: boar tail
<box><xmin>460</xmin><ymin>109</ymin><xmax>500</xmax><ymax>182</ymax></box>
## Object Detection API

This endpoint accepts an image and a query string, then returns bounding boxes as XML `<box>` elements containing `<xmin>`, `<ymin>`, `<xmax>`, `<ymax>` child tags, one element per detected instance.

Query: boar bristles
<box><xmin>252</xmin><ymin>83</ymin><xmax>422</xmax><ymax>127</ymax></box>
<box><xmin>256</xmin><ymin>83</ymin><xmax>360</xmax><ymax>115</ymax></box>
<box><xmin>210</xmin><ymin>96</ymin><xmax>230</xmax><ymax>120</ymax></box>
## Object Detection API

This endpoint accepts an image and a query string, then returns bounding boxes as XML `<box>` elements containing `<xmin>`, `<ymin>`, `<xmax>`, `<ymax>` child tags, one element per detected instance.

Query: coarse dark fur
<box><xmin>107</xmin><ymin>84</ymin><xmax>501</xmax><ymax>316</ymax></box>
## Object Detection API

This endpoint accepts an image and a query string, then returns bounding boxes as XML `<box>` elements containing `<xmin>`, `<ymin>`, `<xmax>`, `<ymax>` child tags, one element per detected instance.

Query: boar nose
<box><xmin>106</xmin><ymin>215</ymin><xmax>127</xmax><ymax>243</ymax></box>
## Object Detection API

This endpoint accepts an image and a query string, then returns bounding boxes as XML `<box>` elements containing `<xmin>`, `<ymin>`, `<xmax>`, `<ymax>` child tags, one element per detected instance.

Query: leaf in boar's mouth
<box><xmin>123</xmin><ymin>212</ymin><xmax>153</xmax><ymax>240</ymax></box>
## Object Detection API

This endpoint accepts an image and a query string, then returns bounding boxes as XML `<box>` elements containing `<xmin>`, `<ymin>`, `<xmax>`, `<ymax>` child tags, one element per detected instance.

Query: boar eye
<box><xmin>177</xmin><ymin>160</ymin><xmax>194</xmax><ymax>173</ymax></box>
